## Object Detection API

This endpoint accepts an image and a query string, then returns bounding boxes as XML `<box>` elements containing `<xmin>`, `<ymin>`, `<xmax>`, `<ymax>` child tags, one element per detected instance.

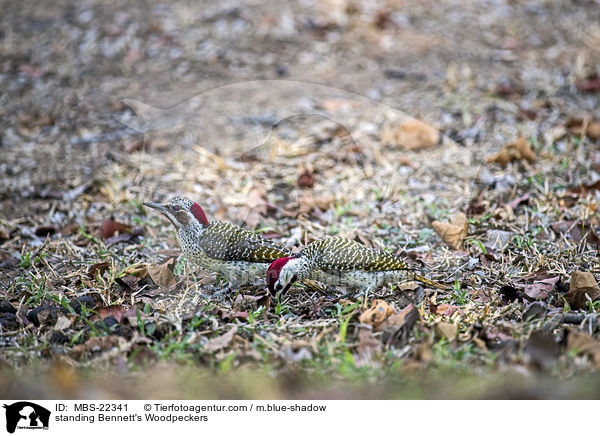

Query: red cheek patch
<box><xmin>190</xmin><ymin>202</ymin><xmax>209</xmax><ymax>226</ymax></box>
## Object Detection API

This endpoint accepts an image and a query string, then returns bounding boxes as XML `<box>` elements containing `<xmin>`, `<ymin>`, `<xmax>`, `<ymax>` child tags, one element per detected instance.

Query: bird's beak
<box><xmin>143</xmin><ymin>202</ymin><xmax>167</xmax><ymax>213</ymax></box>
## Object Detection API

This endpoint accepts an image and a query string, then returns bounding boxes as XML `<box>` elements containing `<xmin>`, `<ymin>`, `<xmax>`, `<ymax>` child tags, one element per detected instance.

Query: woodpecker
<box><xmin>267</xmin><ymin>237</ymin><xmax>445</xmax><ymax>296</ymax></box>
<box><xmin>144</xmin><ymin>197</ymin><xmax>292</xmax><ymax>288</ymax></box>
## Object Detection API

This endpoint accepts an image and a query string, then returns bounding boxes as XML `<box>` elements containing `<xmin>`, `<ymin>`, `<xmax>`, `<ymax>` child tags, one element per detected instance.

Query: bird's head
<box><xmin>144</xmin><ymin>197</ymin><xmax>209</xmax><ymax>229</ymax></box>
<box><xmin>267</xmin><ymin>256</ymin><xmax>301</xmax><ymax>295</ymax></box>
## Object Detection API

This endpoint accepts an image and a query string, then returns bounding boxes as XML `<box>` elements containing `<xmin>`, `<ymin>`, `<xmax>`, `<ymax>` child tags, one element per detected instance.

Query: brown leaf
<box><xmin>381</xmin><ymin>118</ymin><xmax>440</xmax><ymax>150</ymax></box>
<box><xmin>551</xmin><ymin>220</ymin><xmax>600</xmax><ymax>245</ymax></box>
<box><xmin>432</xmin><ymin>212</ymin><xmax>468</xmax><ymax>249</ymax></box>
<box><xmin>523</xmin><ymin>276</ymin><xmax>559</xmax><ymax>300</ymax></box>
<box><xmin>564</xmin><ymin>271</ymin><xmax>600</xmax><ymax>310</ymax></box>
<box><xmin>575</xmin><ymin>77</ymin><xmax>600</xmax><ymax>93</ymax></box>
<box><xmin>314</xmin><ymin>193</ymin><xmax>334</xmax><ymax>211</ymax></box>
<box><xmin>88</xmin><ymin>261</ymin><xmax>110</xmax><ymax>279</ymax></box>
<box><xmin>565</xmin><ymin>116</ymin><xmax>600</xmax><ymax>139</ymax></box>
<box><xmin>486</xmin><ymin>136</ymin><xmax>536</xmax><ymax>166</ymax></box>
<box><xmin>357</xmin><ymin>328</ymin><xmax>380</xmax><ymax>357</ymax></box>
<box><xmin>147</xmin><ymin>258</ymin><xmax>176</xmax><ymax>289</ymax></box>
<box><xmin>435</xmin><ymin>321</ymin><xmax>458</xmax><ymax>341</ymax></box>
<box><xmin>525</xmin><ymin>330</ymin><xmax>559</xmax><ymax>369</ymax></box>
<box><xmin>430</xmin><ymin>303</ymin><xmax>462</xmax><ymax>317</ymax></box>
<box><xmin>101</xmin><ymin>220</ymin><xmax>132</xmax><ymax>239</ymax></box>
<box><xmin>358</xmin><ymin>299</ymin><xmax>395</xmax><ymax>331</ymax></box>
<box><xmin>568</xmin><ymin>331</ymin><xmax>600</xmax><ymax>366</ymax></box>
<box><xmin>567</xmin><ymin>180</ymin><xmax>600</xmax><ymax>195</ymax></box>
<box><xmin>95</xmin><ymin>305</ymin><xmax>126</xmax><ymax>322</ymax></box>
<box><xmin>203</xmin><ymin>326</ymin><xmax>238</xmax><ymax>353</ymax></box>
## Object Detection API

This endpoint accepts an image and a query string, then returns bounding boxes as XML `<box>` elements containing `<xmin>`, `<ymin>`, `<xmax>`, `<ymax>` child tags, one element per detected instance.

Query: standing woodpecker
<box><xmin>267</xmin><ymin>237</ymin><xmax>445</xmax><ymax>296</ymax></box>
<box><xmin>145</xmin><ymin>197</ymin><xmax>292</xmax><ymax>288</ymax></box>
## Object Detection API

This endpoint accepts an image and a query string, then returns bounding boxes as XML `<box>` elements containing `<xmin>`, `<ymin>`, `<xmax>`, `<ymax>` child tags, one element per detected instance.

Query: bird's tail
<box><xmin>412</xmin><ymin>274</ymin><xmax>449</xmax><ymax>290</ymax></box>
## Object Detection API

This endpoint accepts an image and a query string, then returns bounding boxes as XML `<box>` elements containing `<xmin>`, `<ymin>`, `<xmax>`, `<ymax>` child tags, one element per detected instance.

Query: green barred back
<box><xmin>301</xmin><ymin>237</ymin><xmax>411</xmax><ymax>273</ymax></box>
<box><xmin>195</xmin><ymin>221</ymin><xmax>290</xmax><ymax>263</ymax></box>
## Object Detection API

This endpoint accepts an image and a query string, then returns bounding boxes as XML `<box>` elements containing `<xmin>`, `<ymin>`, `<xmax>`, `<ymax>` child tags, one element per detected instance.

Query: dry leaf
<box><xmin>204</xmin><ymin>326</ymin><xmax>238</xmax><ymax>353</ymax></box>
<box><xmin>568</xmin><ymin>331</ymin><xmax>600</xmax><ymax>366</ymax></box>
<box><xmin>432</xmin><ymin>212</ymin><xmax>468</xmax><ymax>249</ymax></box>
<box><xmin>435</xmin><ymin>321</ymin><xmax>457</xmax><ymax>341</ymax></box>
<box><xmin>565</xmin><ymin>117</ymin><xmax>600</xmax><ymax>139</ymax></box>
<box><xmin>147</xmin><ymin>258</ymin><xmax>176</xmax><ymax>289</ymax></box>
<box><xmin>523</xmin><ymin>276</ymin><xmax>559</xmax><ymax>300</ymax></box>
<box><xmin>101</xmin><ymin>220</ymin><xmax>132</xmax><ymax>239</ymax></box>
<box><xmin>88</xmin><ymin>261</ymin><xmax>110</xmax><ymax>279</ymax></box>
<box><xmin>564</xmin><ymin>271</ymin><xmax>600</xmax><ymax>310</ymax></box>
<box><xmin>381</xmin><ymin>118</ymin><xmax>440</xmax><ymax>150</ymax></box>
<box><xmin>358</xmin><ymin>299</ymin><xmax>395</xmax><ymax>330</ymax></box>
<box><xmin>357</xmin><ymin>328</ymin><xmax>380</xmax><ymax>357</ymax></box>
<box><xmin>486</xmin><ymin>136</ymin><xmax>536</xmax><ymax>166</ymax></box>
<box><xmin>53</xmin><ymin>316</ymin><xmax>72</xmax><ymax>331</ymax></box>
<box><xmin>314</xmin><ymin>193</ymin><xmax>334</xmax><ymax>211</ymax></box>
<box><xmin>95</xmin><ymin>305</ymin><xmax>126</xmax><ymax>322</ymax></box>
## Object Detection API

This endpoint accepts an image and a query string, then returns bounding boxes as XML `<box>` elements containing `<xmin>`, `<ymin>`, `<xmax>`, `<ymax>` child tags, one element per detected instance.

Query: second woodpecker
<box><xmin>267</xmin><ymin>237</ymin><xmax>444</xmax><ymax>296</ymax></box>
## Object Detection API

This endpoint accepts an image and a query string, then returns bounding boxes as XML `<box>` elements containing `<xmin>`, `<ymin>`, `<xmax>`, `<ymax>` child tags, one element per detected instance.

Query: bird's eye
<box><xmin>276</xmin><ymin>283</ymin><xmax>282</xmax><ymax>291</ymax></box>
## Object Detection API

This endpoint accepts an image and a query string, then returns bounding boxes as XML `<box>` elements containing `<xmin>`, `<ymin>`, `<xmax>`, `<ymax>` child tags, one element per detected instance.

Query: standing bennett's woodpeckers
<box><xmin>267</xmin><ymin>237</ymin><xmax>445</xmax><ymax>295</ymax></box>
<box><xmin>145</xmin><ymin>197</ymin><xmax>292</xmax><ymax>287</ymax></box>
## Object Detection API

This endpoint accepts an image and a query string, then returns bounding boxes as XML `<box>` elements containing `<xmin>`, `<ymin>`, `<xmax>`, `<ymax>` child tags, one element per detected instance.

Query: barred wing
<box><xmin>198</xmin><ymin>221</ymin><xmax>290</xmax><ymax>263</ymax></box>
<box><xmin>307</xmin><ymin>238</ymin><xmax>410</xmax><ymax>272</ymax></box>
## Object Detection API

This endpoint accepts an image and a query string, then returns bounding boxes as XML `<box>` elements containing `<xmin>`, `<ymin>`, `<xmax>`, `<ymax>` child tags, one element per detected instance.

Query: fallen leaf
<box><xmin>430</xmin><ymin>303</ymin><xmax>462</xmax><ymax>317</ymax></box>
<box><xmin>380</xmin><ymin>304</ymin><xmax>420</xmax><ymax>347</ymax></box>
<box><xmin>53</xmin><ymin>316</ymin><xmax>72</xmax><ymax>331</ymax></box>
<box><xmin>523</xmin><ymin>276</ymin><xmax>559</xmax><ymax>300</ymax></box>
<box><xmin>564</xmin><ymin>271</ymin><xmax>600</xmax><ymax>310</ymax></box>
<box><xmin>565</xmin><ymin>116</ymin><xmax>600</xmax><ymax>139</ymax></box>
<box><xmin>381</xmin><ymin>118</ymin><xmax>440</xmax><ymax>150</ymax></box>
<box><xmin>358</xmin><ymin>299</ymin><xmax>395</xmax><ymax>330</ymax></box>
<box><xmin>486</xmin><ymin>136</ymin><xmax>536</xmax><ymax>166</ymax></box>
<box><xmin>147</xmin><ymin>258</ymin><xmax>176</xmax><ymax>289</ymax></box>
<box><xmin>357</xmin><ymin>328</ymin><xmax>380</xmax><ymax>357</ymax></box>
<box><xmin>435</xmin><ymin>321</ymin><xmax>457</xmax><ymax>341</ymax></box>
<box><xmin>432</xmin><ymin>212</ymin><xmax>468</xmax><ymax>249</ymax></box>
<box><xmin>568</xmin><ymin>331</ymin><xmax>600</xmax><ymax>366</ymax></box>
<box><xmin>522</xmin><ymin>302</ymin><xmax>548</xmax><ymax>321</ymax></box>
<box><xmin>567</xmin><ymin>180</ymin><xmax>600</xmax><ymax>195</ymax></box>
<box><xmin>575</xmin><ymin>76</ymin><xmax>600</xmax><ymax>93</ymax></box>
<box><xmin>101</xmin><ymin>220</ymin><xmax>132</xmax><ymax>239</ymax></box>
<box><xmin>95</xmin><ymin>305</ymin><xmax>126</xmax><ymax>322</ymax></box>
<box><xmin>525</xmin><ymin>330</ymin><xmax>559</xmax><ymax>369</ymax></box>
<box><xmin>551</xmin><ymin>220</ymin><xmax>600</xmax><ymax>245</ymax></box>
<box><xmin>88</xmin><ymin>261</ymin><xmax>110</xmax><ymax>279</ymax></box>
<box><xmin>314</xmin><ymin>193</ymin><xmax>334</xmax><ymax>211</ymax></box>
<box><xmin>204</xmin><ymin>326</ymin><xmax>238</xmax><ymax>353</ymax></box>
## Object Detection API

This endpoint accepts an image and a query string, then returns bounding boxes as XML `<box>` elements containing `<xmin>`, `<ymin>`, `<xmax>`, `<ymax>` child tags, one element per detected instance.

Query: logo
<box><xmin>3</xmin><ymin>402</ymin><xmax>50</xmax><ymax>433</ymax></box>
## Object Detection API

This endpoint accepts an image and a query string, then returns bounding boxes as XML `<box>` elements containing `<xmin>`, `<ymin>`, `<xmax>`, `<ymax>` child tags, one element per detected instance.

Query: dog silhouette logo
<box><xmin>3</xmin><ymin>402</ymin><xmax>50</xmax><ymax>433</ymax></box>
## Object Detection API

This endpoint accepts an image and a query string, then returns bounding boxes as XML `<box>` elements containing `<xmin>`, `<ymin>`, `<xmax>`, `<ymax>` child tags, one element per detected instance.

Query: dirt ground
<box><xmin>1</xmin><ymin>0</ymin><xmax>600</xmax><ymax>399</ymax></box>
